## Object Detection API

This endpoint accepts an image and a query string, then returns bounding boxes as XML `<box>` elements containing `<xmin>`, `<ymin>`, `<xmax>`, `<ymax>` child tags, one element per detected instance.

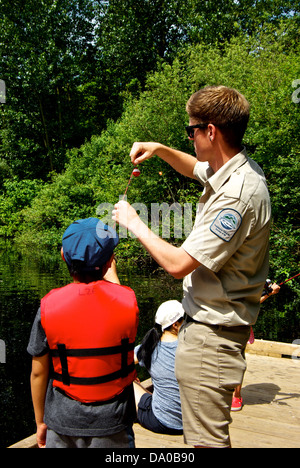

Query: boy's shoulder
<box><xmin>42</xmin><ymin>281</ymin><xmax>137</xmax><ymax>301</ymax></box>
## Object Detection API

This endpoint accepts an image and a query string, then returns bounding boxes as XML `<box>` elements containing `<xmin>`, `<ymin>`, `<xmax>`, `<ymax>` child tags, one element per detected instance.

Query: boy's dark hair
<box><xmin>67</xmin><ymin>260</ymin><xmax>104</xmax><ymax>284</ymax></box>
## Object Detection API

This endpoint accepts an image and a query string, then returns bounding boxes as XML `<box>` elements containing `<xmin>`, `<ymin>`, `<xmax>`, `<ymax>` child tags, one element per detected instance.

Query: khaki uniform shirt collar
<box><xmin>207</xmin><ymin>147</ymin><xmax>248</xmax><ymax>193</ymax></box>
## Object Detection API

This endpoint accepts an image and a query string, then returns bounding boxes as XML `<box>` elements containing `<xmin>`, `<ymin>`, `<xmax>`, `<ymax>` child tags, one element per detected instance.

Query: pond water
<box><xmin>1</xmin><ymin>245</ymin><xmax>298</xmax><ymax>447</ymax></box>
<box><xmin>0</xmin><ymin>247</ymin><xmax>182</xmax><ymax>448</ymax></box>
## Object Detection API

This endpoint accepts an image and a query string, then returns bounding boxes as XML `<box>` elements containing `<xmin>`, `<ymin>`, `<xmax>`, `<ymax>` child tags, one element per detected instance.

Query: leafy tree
<box><xmin>1</xmin><ymin>0</ymin><xmax>298</xmax><ymax>179</ymax></box>
<box><xmin>0</xmin><ymin>0</ymin><xmax>96</xmax><ymax>178</ymax></box>
<box><xmin>12</xmin><ymin>27</ymin><xmax>299</xmax><ymax>250</ymax></box>
<box><xmin>0</xmin><ymin>0</ymin><xmax>299</xmax><ymax>342</ymax></box>
<box><xmin>186</xmin><ymin>0</ymin><xmax>299</xmax><ymax>44</ymax></box>
<box><xmin>8</xmin><ymin>26</ymin><xmax>299</xmax><ymax>340</ymax></box>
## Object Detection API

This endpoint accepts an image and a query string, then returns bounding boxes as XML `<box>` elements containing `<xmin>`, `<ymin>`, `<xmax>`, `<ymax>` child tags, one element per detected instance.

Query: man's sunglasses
<box><xmin>185</xmin><ymin>123</ymin><xmax>208</xmax><ymax>139</ymax></box>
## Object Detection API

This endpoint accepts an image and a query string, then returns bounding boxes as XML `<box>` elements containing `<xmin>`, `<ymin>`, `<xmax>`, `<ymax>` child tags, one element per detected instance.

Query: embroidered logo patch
<box><xmin>210</xmin><ymin>209</ymin><xmax>242</xmax><ymax>242</ymax></box>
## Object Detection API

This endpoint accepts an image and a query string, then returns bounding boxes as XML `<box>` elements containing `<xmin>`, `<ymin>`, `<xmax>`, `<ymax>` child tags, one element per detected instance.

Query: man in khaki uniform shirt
<box><xmin>112</xmin><ymin>86</ymin><xmax>271</xmax><ymax>447</ymax></box>
<box><xmin>182</xmin><ymin>147</ymin><xmax>270</xmax><ymax>327</ymax></box>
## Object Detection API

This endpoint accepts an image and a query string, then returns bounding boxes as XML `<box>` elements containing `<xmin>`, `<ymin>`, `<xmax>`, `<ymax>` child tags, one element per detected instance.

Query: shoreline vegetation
<box><xmin>0</xmin><ymin>3</ymin><xmax>299</xmax><ymax>341</ymax></box>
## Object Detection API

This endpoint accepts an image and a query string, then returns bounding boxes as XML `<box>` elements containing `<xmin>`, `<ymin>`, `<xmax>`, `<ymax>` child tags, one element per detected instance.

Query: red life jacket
<box><xmin>41</xmin><ymin>281</ymin><xmax>139</xmax><ymax>403</ymax></box>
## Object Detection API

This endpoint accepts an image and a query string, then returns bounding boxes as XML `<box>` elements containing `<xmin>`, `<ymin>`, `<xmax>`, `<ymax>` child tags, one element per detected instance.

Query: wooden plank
<box><xmin>134</xmin><ymin>425</ymin><xmax>191</xmax><ymax>449</ymax></box>
<box><xmin>7</xmin><ymin>346</ymin><xmax>300</xmax><ymax>449</ymax></box>
<box><xmin>8</xmin><ymin>434</ymin><xmax>38</xmax><ymax>449</ymax></box>
<box><xmin>230</xmin><ymin>353</ymin><xmax>300</xmax><ymax>448</ymax></box>
<box><xmin>135</xmin><ymin>353</ymin><xmax>300</xmax><ymax>449</ymax></box>
<box><xmin>246</xmin><ymin>339</ymin><xmax>300</xmax><ymax>357</ymax></box>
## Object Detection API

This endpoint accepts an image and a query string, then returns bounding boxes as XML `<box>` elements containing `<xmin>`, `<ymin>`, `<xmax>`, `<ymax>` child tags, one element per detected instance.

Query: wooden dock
<box><xmin>134</xmin><ymin>343</ymin><xmax>300</xmax><ymax>449</ymax></box>
<box><xmin>8</xmin><ymin>340</ymin><xmax>300</xmax><ymax>449</ymax></box>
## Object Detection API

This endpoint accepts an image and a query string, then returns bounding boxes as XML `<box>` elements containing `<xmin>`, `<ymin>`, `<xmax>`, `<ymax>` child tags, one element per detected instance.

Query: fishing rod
<box><xmin>263</xmin><ymin>272</ymin><xmax>300</xmax><ymax>296</ymax></box>
<box><xmin>278</xmin><ymin>272</ymin><xmax>300</xmax><ymax>286</ymax></box>
<box><xmin>112</xmin><ymin>167</ymin><xmax>141</xmax><ymax>230</ymax></box>
<box><xmin>121</xmin><ymin>167</ymin><xmax>140</xmax><ymax>201</ymax></box>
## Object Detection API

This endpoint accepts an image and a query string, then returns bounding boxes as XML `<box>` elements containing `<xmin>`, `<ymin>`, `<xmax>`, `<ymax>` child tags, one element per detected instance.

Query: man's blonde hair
<box><xmin>186</xmin><ymin>85</ymin><xmax>250</xmax><ymax>147</ymax></box>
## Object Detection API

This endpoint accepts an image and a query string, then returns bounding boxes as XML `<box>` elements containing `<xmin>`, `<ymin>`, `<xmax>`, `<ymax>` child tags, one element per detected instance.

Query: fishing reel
<box><xmin>263</xmin><ymin>279</ymin><xmax>273</xmax><ymax>296</ymax></box>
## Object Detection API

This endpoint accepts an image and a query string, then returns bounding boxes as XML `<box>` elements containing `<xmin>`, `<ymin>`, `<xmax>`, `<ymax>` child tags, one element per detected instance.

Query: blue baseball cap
<box><xmin>62</xmin><ymin>218</ymin><xmax>119</xmax><ymax>270</ymax></box>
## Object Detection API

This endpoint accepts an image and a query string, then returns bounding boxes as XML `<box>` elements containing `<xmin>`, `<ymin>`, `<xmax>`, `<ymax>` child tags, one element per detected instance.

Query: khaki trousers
<box><xmin>175</xmin><ymin>320</ymin><xmax>250</xmax><ymax>447</ymax></box>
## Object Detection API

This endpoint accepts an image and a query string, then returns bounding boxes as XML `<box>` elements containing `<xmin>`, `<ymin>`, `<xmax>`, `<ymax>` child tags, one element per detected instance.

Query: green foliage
<box><xmin>0</xmin><ymin>0</ymin><xmax>297</xmax><ymax>178</ymax></box>
<box><xmin>186</xmin><ymin>0</ymin><xmax>299</xmax><ymax>44</ymax></box>
<box><xmin>0</xmin><ymin>6</ymin><xmax>299</xmax><ymax>340</ymax></box>
<box><xmin>0</xmin><ymin>0</ymin><xmax>97</xmax><ymax>177</ymax></box>
<box><xmin>0</xmin><ymin>178</ymin><xmax>43</xmax><ymax>237</ymax></box>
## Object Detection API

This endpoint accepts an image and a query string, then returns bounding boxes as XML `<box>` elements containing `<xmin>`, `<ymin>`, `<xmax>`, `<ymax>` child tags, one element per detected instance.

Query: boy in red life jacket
<box><xmin>27</xmin><ymin>218</ymin><xmax>139</xmax><ymax>448</ymax></box>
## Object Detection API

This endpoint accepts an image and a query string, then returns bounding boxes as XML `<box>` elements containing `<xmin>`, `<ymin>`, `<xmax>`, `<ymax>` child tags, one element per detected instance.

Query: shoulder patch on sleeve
<box><xmin>210</xmin><ymin>209</ymin><xmax>242</xmax><ymax>242</ymax></box>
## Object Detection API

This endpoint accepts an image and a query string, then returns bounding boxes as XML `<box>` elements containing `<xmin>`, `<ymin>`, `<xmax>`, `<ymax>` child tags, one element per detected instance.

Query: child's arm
<box><xmin>30</xmin><ymin>354</ymin><xmax>50</xmax><ymax>448</ymax></box>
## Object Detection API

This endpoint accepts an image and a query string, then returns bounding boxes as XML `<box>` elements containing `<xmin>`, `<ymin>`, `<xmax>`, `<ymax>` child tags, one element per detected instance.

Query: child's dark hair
<box><xmin>67</xmin><ymin>260</ymin><xmax>103</xmax><ymax>284</ymax></box>
<box><xmin>136</xmin><ymin>324</ymin><xmax>164</xmax><ymax>371</ymax></box>
<box><xmin>137</xmin><ymin>318</ymin><xmax>184</xmax><ymax>370</ymax></box>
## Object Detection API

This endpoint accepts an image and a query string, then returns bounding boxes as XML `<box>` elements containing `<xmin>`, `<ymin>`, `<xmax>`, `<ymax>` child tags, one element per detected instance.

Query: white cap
<box><xmin>155</xmin><ymin>300</ymin><xmax>185</xmax><ymax>331</ymax></box>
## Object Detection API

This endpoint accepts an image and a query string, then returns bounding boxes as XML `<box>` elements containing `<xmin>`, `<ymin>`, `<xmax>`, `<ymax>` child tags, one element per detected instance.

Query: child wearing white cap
<box><xmin>134</xmin><ymin>300</ymin><xmax>184</xmax><ymax>435</ymax></box>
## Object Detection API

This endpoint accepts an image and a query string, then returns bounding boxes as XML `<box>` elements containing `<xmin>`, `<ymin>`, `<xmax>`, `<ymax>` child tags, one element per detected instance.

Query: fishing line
<box><xmin>113</xmin><ymin>167</ymin><xmax>141</xmax><ymax>230</ymax></box>
<box><xmin>121</xmin><ymin>168</ymin><xmax>140</xmax><ymax>201</ymax></box>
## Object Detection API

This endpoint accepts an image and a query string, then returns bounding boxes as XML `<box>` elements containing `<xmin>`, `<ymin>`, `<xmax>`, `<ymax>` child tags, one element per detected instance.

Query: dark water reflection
<box><xmin>0</xmin><ymin>248</ymin><xmax>182</xmax><ymax>448</ymax></box>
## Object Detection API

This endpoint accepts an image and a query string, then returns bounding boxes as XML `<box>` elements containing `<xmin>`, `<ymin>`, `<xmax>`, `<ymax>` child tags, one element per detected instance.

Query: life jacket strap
<box><xmin>51</xmin><ymin>338</ymin><xmax>135</xmax><ymax>386</ymax></box>
<box><xmin>50</xmin><ymin>340</ymin><xmax>135</xmax><ymax>358</ymax></box>
<box><xmin>56</xmin><ymin>344</ymin><xmax>70</xmax><ymax>386</ymax></box>
<box><xmin>52</xmin><ymin>362</ymin><xmax>135</xmax><ymax>386</ymax></box>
